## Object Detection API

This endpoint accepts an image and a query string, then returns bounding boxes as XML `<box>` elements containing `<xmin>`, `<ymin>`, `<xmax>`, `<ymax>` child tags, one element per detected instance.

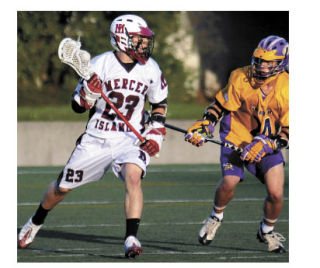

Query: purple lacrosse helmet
<box><xmin>251</xmin><ymin>35</ymin><xmax>289</xmax><ymax>81</ymax></box>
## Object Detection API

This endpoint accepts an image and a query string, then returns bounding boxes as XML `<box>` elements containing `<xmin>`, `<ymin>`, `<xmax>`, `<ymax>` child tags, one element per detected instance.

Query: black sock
<box><xmin>32</xmin><ymin>204</ymin><xmax>50</xmax><ymax>225</ymax></box>
<box><xmin>125</xmin><ymin>218</ymin><xmax>140</xmax><ymax>239</ymax></box>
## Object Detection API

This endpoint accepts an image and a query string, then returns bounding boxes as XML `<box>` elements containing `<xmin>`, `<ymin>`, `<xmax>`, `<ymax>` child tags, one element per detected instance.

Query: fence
<box><xmin>17</xmin><ymin>121</ymin><xmax>288</xmax><ymax>166</ymax></box>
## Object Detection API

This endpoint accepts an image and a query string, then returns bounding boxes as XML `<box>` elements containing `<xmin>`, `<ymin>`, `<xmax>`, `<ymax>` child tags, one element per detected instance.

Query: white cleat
<box><xmin>257</xmin><ymin>227</ymin><xmax>286</xmax><ymax>253</ymax></box>
<box><xmin>124</xmin><ymin>235</ymin><xmax>142</xmax><ymax>258</ymax></box>
<box><xmin>18</xmin><ymin>217</ymin><xmax>43</xmax><ymax>248</ymax></box>
<box><xmin>198</xmin><ymin>216</ymin><xmax>222</xmax><ymax>245</ymax></box>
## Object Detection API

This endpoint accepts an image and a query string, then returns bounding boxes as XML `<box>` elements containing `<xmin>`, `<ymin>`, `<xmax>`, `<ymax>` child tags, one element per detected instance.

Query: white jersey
<box><xmin>75</xmin><ymin>51</ymin><xmax>168</xmax><ymax>140</ymax></box>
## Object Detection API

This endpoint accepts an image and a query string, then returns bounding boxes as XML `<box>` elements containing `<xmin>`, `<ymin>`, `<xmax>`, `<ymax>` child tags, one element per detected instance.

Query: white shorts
<box><xmin>58</xmin><ymin>133</ymin><xmax>150</xmax><ymax>189</ymax></box>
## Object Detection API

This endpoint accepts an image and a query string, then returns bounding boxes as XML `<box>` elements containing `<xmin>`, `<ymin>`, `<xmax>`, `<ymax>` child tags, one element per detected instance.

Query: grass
<box><xmin>17</xmin><ymin>164</ymin><xmax>289</xmax><ymax>262</ymax></box>
<box><xmin>17</xmin><ymin>105</ymin><xmax>90</xmax><ymax>121</ymax></box>
<box><xmin>17</xmin><ymin>101</ymin><xmax>207</xmax><ymax>121</ymax></box>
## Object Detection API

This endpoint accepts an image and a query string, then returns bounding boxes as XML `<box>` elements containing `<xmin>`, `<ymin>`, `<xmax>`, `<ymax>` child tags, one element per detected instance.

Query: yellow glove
<box><xmin>184</xmin><ymin>119</ymin><xmax>214</xmax><ymax>147</ymax></box>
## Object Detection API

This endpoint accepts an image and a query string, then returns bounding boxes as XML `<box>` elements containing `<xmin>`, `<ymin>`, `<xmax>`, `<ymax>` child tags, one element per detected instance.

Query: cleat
<box><xmin>18</xmin><ymin>217</ymin><xmax>43</xmax><ymax>248</ymax></box>
<box><xmin>124</xmin><ymin>235</ymin><xmax>142</xmax><ymax>258</ymax></box>
<box><xmin>257</xmin><ymin>226</ymin><xmax>286</xmax><ymax>253</ymax></box>
<box><xmin>198</xmin><ymin>216</ymin><xmax>222</xmax><ymax>245</ymax></box>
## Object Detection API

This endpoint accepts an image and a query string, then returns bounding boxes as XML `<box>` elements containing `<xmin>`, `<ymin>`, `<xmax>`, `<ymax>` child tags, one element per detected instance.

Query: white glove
<box><xmin>79</xmin><ymin>74</ymin><xmax>102</xmax><ymax>108</ymax></box>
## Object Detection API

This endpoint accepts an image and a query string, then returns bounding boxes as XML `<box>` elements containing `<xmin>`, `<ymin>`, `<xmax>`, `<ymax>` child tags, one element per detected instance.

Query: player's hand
<box><xmin>184</xmin><ymin>119</ymin><xmax>214</xmax><ymax>147</ymax></box>
<box><xmin>79</xmin><ymin>74</ymin><xmax>103</xmax><ymax>109</ymax></box>
<box><xmin>140</xmin><ymin>139</ymin><xmax>159</xmax><ymax>157</ymax></box>
<box><xmin>240</xmin><ymin>135</ymin><xmax>276</xmax><ymax>163</ymax></box>
<box><xmin>140</xmin><ymin>122</ymin><xmax>166</xmax><ymax>157</ymax></box>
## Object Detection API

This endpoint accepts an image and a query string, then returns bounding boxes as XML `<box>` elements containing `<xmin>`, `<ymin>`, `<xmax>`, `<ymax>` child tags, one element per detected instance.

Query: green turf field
<box><xmin>17</xmin><ymin>164</ymin><xmax>289</xmax><ymax>262</ymax></box>
<box><xmin>18</xmin><ymin>101</ymin><xmax>207</xmax><ymax>121</ymax></box>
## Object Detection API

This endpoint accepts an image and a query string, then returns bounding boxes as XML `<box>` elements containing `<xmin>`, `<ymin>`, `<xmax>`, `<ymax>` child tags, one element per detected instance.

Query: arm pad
<box><xmin>149</xmin><ymin>98</ymin><xmax>167</xmax><ymax>124</ymax></box>
<box><xmin>274</xmin><ymin>136</ymin><xmax>289</xmax><ymax>150</ymax></box>
<box><xmin>71</xmin><ymin>92</ymin><xmax>87</xmax><ymax>113</ymax></box>
<box><xmin>203</xmin><ymin>98</ymin><xmax>225</xmax><ymax>124</ymax></box>
<box><xmin>149</xmin><ymin>112</ymin><xmax>166</xmax><ymax>124</ymax></box>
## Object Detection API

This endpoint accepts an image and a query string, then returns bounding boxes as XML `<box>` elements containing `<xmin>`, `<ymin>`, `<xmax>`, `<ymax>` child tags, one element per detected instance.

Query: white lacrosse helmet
<box><xmin>110</xmin><ymin>14</ymin><xmax>154</xmax><ymax>64</ymax></box>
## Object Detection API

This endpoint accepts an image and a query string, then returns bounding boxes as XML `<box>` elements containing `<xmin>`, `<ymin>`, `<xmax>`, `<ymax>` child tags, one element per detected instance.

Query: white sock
<box><xmin>211</xmin><ymin>210</ymin><xmax>223</xmax><ymax>221</ymax></box>
<box><xmin>261</xmin><ymin>222</ymin><xmax>274</xmax><ymax>233</ymax></box>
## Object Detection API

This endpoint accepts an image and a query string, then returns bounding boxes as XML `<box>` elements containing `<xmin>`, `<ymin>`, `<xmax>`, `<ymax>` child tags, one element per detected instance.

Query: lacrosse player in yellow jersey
<box><xmin>185</xmin><ymin>35</ymin><xmax>289</xmax><ymax>253</ymax></box>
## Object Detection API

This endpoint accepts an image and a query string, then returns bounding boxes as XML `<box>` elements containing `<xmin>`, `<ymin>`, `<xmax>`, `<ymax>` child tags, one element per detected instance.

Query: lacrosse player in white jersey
<box><xmin>18</xmin><ymin>14</ymin><xmax>168</xmax><ymax>259</ymax></box>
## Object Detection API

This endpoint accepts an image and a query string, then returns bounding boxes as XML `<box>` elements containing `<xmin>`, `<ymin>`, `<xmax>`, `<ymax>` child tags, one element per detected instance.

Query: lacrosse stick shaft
<box><xmin>164</xmin><ymin>123</ymin><xmax>187</xmax><ymax>134</ymax></box>
<box><xmin>164</xmin><ymin>122</ymin><xmax>243</xmax><ymax>153</ymax></box>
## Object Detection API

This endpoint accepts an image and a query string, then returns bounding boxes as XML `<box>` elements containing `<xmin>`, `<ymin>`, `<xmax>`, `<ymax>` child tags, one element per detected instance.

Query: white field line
<box><xmin>18</xmin><ymin>197</ymin><xmax>288</xmax><ymax>207</ymax></box>
<box><xmin>44</xmin><ymin>248</ymin><xmax>273</xmax><ymax>254</ymax></box>
<box><xmin>17</xmin><ymin>166</ymin><xmax>289</xmax><ymax>175</ymax></box>
<box><xmin>18</xmin><ymin>249</ymin><xmax>288</xmax><ymax>259</ymax></box>
<box><xmin>216</xmin><ymin>255</ymin><xmax>288</xmax><ymax>260</ymax></box>
<box><xmin>17</xmin><ymin>219</ymin><xmax>288</xmax><ymax>229</ymax></box>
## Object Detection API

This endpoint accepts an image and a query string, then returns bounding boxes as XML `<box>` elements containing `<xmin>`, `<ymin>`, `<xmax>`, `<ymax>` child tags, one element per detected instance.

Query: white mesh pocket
<box><xmin>58</xmin><ymin>38</ymin><xmax>92</xmax><ymax>80</ymax></box>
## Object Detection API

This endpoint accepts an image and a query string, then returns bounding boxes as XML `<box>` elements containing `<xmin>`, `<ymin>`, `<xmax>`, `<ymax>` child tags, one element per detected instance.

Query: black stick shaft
<box><xmin>164</xmin><ymin>122</ymin><xmax>243</xmax><ymax>153</ymax></box>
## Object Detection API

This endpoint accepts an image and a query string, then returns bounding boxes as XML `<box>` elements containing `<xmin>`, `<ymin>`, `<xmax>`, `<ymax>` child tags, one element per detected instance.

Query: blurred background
<box><xmin>18</xmin><ymin>11</ymin><xmax>289</xmax><ymax>120</ymax></box>
<box><xmin>17</xmin><ymin>11</ymin><xmax>289</xmax><ymax>166</ymax></box>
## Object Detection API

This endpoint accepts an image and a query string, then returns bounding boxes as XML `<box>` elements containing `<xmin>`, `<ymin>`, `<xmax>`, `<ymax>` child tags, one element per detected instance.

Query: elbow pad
<box><xmin>275</xmin><ymin>136</ymin><xmax>289</xmax><ymax>150</ymax></box>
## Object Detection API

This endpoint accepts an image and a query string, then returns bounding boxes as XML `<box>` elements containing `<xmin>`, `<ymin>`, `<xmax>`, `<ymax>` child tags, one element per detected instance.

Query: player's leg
<box><xmin>112</xmin><ymin>140</ymin><xmax>150</xmax><ymax>258</ymax></box>
<box><xmin>249</xmin><ymin>151</ymin><xmax>286</xmax><ymax>253</ymax></box>
<box><xmin>263</xmin><ymin>163</ymin><xmax>285</xmax><ymax>228</ymax></box>
<box><xmin>213</xmin><ymin>175</ymin><xmax>241</xmax><ymax>218</ymax></box>
<box><xmin>199</xmin><ymin>146</ymin><xmax>244</xmax><ymax>245</ymax></box>
<box><xmin>37</xmin><ymin>182</ymin><xmax>70</xmax><ymax>212</ymax></box>
<box><xmin>257</xmin><ymin>162</ymin><xmax>286</xmax><ymax>253</ymax></box>
<box><xmin>18</xmin><ymin>178</ymin><xmax>72</xmax><ymax>249</ymax></box>
<box><xmin>18</xmin><ymin>133</ymin><xmax>111</xmax><ymax>248</ymax></box>
<box><xmin>121</xmin><ymin>163</ymin><xmax>144</xmax><ymax>258</ymax></box>
<box><xmin>123</xmin><ymin>163</ymin><xmax>144</xmax><ymax>220</ymax></box>
<box><xmin>32</xmin><ymin>179</ymin><xmax>72</xmax><ymax>224</ymax></box>
<box><xmin>199</xmin><ymin>175</ymin><xmax>240</xmax><ymax>245</ymax></box>
<box><xmin>122</xmin><ymin>163</ymin><xmax>144</xmax><ymax>241</ymax></box>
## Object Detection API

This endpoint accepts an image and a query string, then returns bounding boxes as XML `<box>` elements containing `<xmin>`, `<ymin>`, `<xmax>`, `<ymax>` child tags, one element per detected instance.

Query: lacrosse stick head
<box><xmin>58</xmin><ymin>38</ymin><xmax>93</xmax><ymax>80</ymax></box>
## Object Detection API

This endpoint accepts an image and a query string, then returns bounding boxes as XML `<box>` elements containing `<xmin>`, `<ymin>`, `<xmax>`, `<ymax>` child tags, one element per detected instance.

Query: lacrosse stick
<box><xmin>143</xmin><ymin>111</ymin><xmax>242</xmax><ymax>153</ymax></box>
<box><xmin>164</xmin><ymin>121</ymin><xmax>243</xmax><ymax>153</ymax></box>
<box><xmin>58</xmin><ymin>37</ymin><xmax>146</xmax><ymax>144</ymax></box>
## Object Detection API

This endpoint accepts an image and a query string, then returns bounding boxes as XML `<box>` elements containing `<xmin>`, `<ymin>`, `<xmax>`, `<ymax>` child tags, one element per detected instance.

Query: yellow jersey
<box><xmin>215</xmin><ymin>66</ymin><xmax>289</xmax><ymax>147</ymax></box>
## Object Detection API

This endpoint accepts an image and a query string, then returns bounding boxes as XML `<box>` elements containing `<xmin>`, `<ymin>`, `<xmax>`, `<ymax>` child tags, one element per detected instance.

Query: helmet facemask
<box><xmin>251</xmin><ymin>57</ymin><xmax>284</xmax><ymax>81</ymax></box>
<box><xmin>126</xmin><ymin>29</ymin><xmax>154</xmax><ymax>64</ymax></box>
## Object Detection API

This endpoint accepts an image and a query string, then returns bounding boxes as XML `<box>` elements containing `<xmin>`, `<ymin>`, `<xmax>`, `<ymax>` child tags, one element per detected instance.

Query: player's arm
<box><xmin>185</xmin><ymin>68</ymin><xmax>244</xmax><ymax>147</ymax></box>
<box><xmin>140</xmin><ymin>99</ymin><xmax>167</xmax><ymax>157</ymax></box>
<box><xmin>185</xmin><ymin>98</ymin><xmax>227</xmax><ymax>146</ymax></box>
<box><xmin>149</xmin><ymin>98</ymin><xmax>167</xmax><ymax>124</ymax></box>
<box><xmin>274</xmin><ymin>126</ymin><xmax>289</xmax><ymax>149</ymax></box>
<box><xmin>274</xmin><ymin>97</ymin><xmax>289</xmax><ymax>150</ymax></box>
<box><xmin>71</xmin><ymin>91</ymin><xmax>86</xmax><ymax>113</ymax></box>
<box><xmin>240</xmin><ymin>126</ymin><xmax>289</xmax><ymax>163</ymax></box>
<box><xmin>203</xmin><ymin>98</ymin><xmax>226</xmax><ymax>123</ymax></box>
